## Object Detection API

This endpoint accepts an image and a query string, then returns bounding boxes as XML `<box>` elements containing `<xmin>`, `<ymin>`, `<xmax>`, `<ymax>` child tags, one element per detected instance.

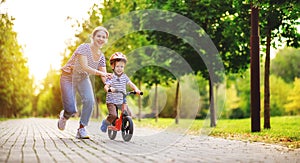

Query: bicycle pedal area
<box><xmin>107</xmin><ymin>125</ymin><xmax>119</xmax><ymax>131</ymax></box>
<box><xmin>0</xmin><ymin>118</ymin><xmax>299</xmax><ymax>163</ymax></box>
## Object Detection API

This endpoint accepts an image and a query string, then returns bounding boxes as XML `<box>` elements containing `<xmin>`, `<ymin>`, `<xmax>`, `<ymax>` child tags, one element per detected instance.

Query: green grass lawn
<box><xmin>135</xmin><ymin>116</ymin><xmax>300</xmax><ymax>149</ymax></box>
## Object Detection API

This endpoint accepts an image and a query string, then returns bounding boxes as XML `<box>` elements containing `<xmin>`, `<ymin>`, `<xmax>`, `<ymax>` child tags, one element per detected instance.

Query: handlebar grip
<box><xmin>129</xmin><ymin>91</ymin><xmax>143</xmax><ymax>95</ymax></box>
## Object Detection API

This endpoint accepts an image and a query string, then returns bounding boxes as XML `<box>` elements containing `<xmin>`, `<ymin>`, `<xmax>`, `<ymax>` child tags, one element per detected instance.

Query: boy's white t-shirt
<box><xmin>105</xmin><ymin>73</ymin><xmax>130</xmax><ymax>105</ymax></box>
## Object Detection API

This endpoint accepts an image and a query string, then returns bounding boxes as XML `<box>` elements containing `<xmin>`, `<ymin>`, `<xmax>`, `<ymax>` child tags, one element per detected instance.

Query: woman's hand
<box><xmin>106</xmin><ymin>73</ymin><xmax>113</xmax><ymax>79</ymax></box>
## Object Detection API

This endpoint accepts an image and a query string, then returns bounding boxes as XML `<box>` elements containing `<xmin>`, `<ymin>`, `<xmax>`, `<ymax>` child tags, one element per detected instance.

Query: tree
<box><xmin>97</xmin><ymin>1</ymin><xmax>258</xmax><ymax>127</ymax></box>
<box><xmin>250</xmin><ymin>4</ymin><xmax>261</xmax><ymax>132</ymax></box>
<box><xmin>0</xmin><ymin>9</ymin><xmax>33</xmax><ymax>117</ymax></box>
<box><xmin>142</xmin><ymin>0</ymin><xmax>256</xmax><ymax>126</ymax></box>
<box><xmin>36</xmin><ymin>66</ymin><xmax>62</xmax><ymax>116</ymax></box>
<box><xmin>271</xmin><ymin>47</ymin><xmax>300</xmax><ymax>83</ymax></box>
<box><xmin>259</xmin><ymin>0</ymin><xmax>300</xmax><ymax>129</ymax></box>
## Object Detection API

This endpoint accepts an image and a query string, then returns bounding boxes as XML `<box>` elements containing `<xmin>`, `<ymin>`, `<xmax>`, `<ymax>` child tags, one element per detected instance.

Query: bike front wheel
<box><xmin>121</xmin><ymin>116</ymin><xmax>134</xmax><ymax>142</ymax></box>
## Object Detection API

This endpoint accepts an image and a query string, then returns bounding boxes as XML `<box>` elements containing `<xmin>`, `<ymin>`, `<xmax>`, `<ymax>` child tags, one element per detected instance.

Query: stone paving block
<box><xmin>0</xmin><ymin>118</ymin><xmax>299</xmax><ymax>163</ymax></box>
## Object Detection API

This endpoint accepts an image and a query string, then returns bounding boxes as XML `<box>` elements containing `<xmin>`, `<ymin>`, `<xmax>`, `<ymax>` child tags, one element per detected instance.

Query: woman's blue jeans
<box><xmin>60</xmin><ymin>71</ymin><xmax>95</xmax><ymax>127</ymax></box>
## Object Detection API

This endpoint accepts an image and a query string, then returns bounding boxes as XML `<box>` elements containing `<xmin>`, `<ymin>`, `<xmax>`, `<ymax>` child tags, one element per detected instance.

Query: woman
<box><xmin>58</xmin><ymin>26</ymin><xmax>110</xmax><ymax>139</ymax></box>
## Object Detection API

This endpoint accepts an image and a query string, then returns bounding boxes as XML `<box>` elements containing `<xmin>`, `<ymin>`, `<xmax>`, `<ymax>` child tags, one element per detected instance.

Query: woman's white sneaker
<box><xmin>76</xmin><ymin>128</ymin><xmax>90</xmax><ymax>139</ymax></box>
<box><xmin>57</xmin><ymin>110</ymin><xmax>67</xmax><ymax>130</ymax></box>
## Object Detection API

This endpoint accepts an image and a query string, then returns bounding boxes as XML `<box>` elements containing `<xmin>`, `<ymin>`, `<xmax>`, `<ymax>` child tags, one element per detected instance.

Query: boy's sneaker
<box><xmin>76</xmin><ymin>128</ymin><xmax>90</xmax><ymax>139</ymax></box>
<box><xmin>100</xmin><ymin>119</ymin><xmax>108</xmax><ymax>133</ymax></box>
<box><xmin>58</xmin><ymin>110</ymin><xmax>67</xmax><ymax>130</ymax></box>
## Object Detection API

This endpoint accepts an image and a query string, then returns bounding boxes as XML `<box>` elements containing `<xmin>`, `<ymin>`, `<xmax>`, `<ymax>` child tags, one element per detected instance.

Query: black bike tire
<box><xmin>121</xmin><ymin>116</ymin><xmax>134</xmax><ymax>142</ymax></box>
<box><xmin>108</xmin><ymin>127</ymin><xmax>117</xmax><ymax>140</ymax></box>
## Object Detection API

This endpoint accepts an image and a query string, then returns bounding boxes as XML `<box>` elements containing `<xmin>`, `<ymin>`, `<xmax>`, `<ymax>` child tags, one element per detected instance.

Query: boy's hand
<box><xmin>108</xmin><ymin>87</ymin><xmax>116</xmax><ymax>92</ymax></box>
<box><xmin>135</xmin><ymin>90</ymin><xmax>142</xmax><ymax>95</ymax></box>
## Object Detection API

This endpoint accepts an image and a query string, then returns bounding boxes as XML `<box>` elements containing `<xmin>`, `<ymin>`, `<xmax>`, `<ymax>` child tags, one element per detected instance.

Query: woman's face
<box><xmin>114</xmin><ymin>61</ymin><xmax>125</xmax><ymax>76</ymax></box>
<box><xmin>93</xmin><ymin>30</ymin><xmax>107</xmax><ymax>47</ymax></box>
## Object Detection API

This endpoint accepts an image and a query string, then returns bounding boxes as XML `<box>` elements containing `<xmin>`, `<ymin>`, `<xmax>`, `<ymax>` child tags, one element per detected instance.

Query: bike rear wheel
<box><xmin>121</xmin><ymin>116</ymin><xmax>134</xmax><ymax>142</ymax></box>
<box><xmin>108</xmin><ymin>126</ymin><xmax>117</xmax><ymax>140</ymax></box>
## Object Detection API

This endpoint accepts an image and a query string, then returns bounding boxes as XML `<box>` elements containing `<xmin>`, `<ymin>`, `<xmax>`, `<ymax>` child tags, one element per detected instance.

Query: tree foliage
<box><xmin>2</xmin><ymin>0</ymin><xmax>300</xmax><ymax>119</ymax></box>
<box><xmin>258</xmin><ymin>0</ymin><xmax>299</xmax><ymax>129</ymax></box>
<box><xmin>0</xmin><ymin>12</ymin><xmax>33</xmax><ymax>117</ymax></box>
<box><xmin>260</xmin><ymin>0</ymin><xmax>300</xmax><ymax>49</ymax></box>
<box><xmin>269</xmin><ymin>75</ymin><xmax>291</xmax><ymax>116</ymax></box>
<box><xmin>271</xmin><ymin>47</ymin><xmax>300</xmax><ymax>83</ymax></box>
<box><xmin>36</xmin><ymin>67</ymin><xmax>62</xmax><ymax>117</ymax></box>
<box><xmin>284</xmin><ymin>78</ymin><xmax>300</xmax><ymax>115</ymax></box>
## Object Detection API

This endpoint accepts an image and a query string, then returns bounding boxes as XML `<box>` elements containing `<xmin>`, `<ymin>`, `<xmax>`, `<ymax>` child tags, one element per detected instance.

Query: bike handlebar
<box><xmin>113</xmin><ymin>90</ymin><xmax>143</xmax><ymax>97</ymax></box>
<box><xmin>128</xmin><ymin>91</ymin><xmax>143</xmax><ymax>96</ymax></box>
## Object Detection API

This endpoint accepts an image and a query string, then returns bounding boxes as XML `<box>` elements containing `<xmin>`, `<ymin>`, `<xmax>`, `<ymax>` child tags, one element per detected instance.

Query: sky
<box><xmin>1</xmin><ymin>0</ymin><xmax>99</xmax><ymax>85</ymax></box>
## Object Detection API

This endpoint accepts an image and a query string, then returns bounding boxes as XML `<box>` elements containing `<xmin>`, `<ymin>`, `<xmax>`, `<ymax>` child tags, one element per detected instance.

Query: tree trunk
<box><xmin>209</xmin><ymin>79</ymin><xmax>216</xmax><ymax>127</ymax></box>
<box><xmin>215</xmin><ymin>84</ymin><xmax>219</xmax><ymax>118</ymax></box>
<box><xmin>174</xmin><ymin>80</ymin><xmax>180</xmax><ymax>124</ymax></box>
<box><xmin>155</xmin><ymin>83</ymin><xmax>158</xmax><ymax>122</ymax></box>
<box><xmin>264</xmin><ymin>25</ymin><xmax>271</xmax><ymax>129</ymax></box>
<box><xmin>138</xmin><ymin>80</ymin><xmax>142</xmax><ymax>122</ymax></box>
<box><xmin>250</xmin><ymin>5</ymin><xmax>261</xmax><ymax>132</ymax></box>
<box><xmin>94</xmin><ymin>97</ymin><xmax>100</xmax><ymax>119</ymax></box>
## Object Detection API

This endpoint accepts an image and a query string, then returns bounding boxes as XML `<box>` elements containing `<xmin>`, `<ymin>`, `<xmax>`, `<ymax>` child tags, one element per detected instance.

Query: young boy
<box><xmin>100</xmin><ymin>52</ymin><xmax>141</xmax><ymax>132</ymax></box>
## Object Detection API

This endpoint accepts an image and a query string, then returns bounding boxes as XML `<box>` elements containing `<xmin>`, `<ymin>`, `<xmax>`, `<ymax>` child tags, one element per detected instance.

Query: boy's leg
<box><xmin>107</xmin><ymin>103</ymin><xmax>117</xmax><ymax>124</ymax></box>
<box><xmin>100</xmin><ymin>103</ymin><xmax>117</xmax><ymax>133</ymax></box>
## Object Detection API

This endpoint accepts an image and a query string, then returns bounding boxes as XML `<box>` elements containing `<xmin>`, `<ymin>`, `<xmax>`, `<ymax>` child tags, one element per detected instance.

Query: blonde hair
<box><xmin>91</xmin><ymin>26</ymin><xmax>109</xmax><ymax>38</ymax></box>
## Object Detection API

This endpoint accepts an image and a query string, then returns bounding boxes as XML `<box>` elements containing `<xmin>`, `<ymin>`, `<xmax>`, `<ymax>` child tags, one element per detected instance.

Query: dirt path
<box><xmin>0</xmin><ymin>118</ymin><xmax>299</xmax><ymax>163</ymax></box>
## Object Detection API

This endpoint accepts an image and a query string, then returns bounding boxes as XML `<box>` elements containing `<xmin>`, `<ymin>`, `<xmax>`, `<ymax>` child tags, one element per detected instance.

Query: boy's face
<box><xmin>114</xmin><ymin>61</ymin><xmax>125</xmax><ymax>76</ymax></box>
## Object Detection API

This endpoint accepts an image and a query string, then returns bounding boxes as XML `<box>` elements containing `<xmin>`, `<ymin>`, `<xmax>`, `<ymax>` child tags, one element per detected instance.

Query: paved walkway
<box><xmin>0</xmin><ymin>118</ymin><xmax>299</xmax><ymax>163</ymax></box>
